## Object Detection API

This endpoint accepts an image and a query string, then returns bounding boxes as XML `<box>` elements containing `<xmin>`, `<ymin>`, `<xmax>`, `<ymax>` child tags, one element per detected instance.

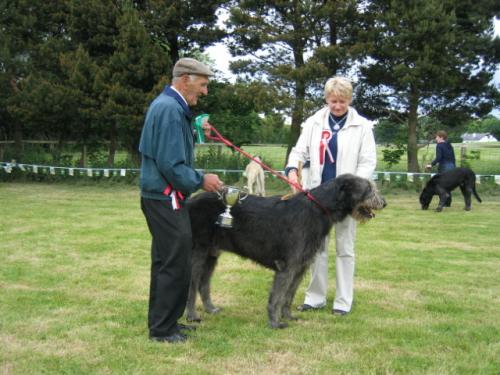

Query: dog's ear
<box><xmin>332</xmin><ymin>176</ymin><xmax>357</xmax><ymax>208</ymax></box>
<box><xmin>333</xmin><ymin>177</ymin><xmax>348</xmax><ymax>195</ymax></box>
<box><xmin>343</xmin><ymin>176</ymin><xmax>369</xmax><ymax>203</ymax></box>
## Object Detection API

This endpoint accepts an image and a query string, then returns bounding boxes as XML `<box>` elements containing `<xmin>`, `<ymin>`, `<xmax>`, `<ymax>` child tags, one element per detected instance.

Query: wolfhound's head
<box><xmin>316</xmin><ymin>174</ymin><xmax>386</xmax><ymax>223</ymax></box>
<box><xmin>419</xmin><ymin>176</ymin><xmax>438</xmax><ymax>210</ymax></box>
<box><xmin>346</xmin><ymin>176</ymin><xmax>386</xmax><ymax>222</ymax></box>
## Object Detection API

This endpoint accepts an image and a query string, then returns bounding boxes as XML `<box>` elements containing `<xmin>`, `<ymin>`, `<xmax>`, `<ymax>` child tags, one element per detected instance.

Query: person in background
<box><xmin>285</xmin><ymin>76</ymin><xmax>376</xmax><ymax>316</ymax></box>
<box><xmin>139</xmin><ymin>58</ymin><xmax>223</xmax><ymax>343</ymax></box>
<box><xmin>426</xmin><ymin>130</ymin><xmax>456</xmax><ymax>173</ymax></box>
<box><xmin>425</xmin><ymin>130</ymin><xmax>456</xmax><ymax>207</ymax></box>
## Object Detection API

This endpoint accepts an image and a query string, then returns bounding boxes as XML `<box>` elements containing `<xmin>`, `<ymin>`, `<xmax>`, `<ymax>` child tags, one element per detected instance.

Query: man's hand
<box><xmin>203</xmin><ymin>173</ymin><xmax>223</xmax><ymax>192</ymax></box>
<box><xmin>202</xmin><ymin>121</ymin><xmax>212</xmax><ymax>138</ymax></box>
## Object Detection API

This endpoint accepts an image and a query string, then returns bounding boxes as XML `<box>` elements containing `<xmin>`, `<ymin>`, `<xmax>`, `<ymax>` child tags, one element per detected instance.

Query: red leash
<box><xmin>205</xmin><ymin>125</ymin><xmax>330</xmax><ymax>215</ymax></box>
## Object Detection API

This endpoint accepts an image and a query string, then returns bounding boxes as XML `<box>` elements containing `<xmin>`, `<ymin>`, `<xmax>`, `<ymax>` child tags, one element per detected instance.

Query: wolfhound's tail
<box><xmin>473</xmin><ymin>186</ymin><xmax>482</xmax><ymax>203</ymax></box>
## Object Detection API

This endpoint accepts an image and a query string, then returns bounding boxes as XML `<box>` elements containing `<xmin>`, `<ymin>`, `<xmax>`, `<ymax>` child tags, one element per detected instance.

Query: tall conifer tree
<box><xmin>0</xmin><ymin>0</ymin><xmax>71</xmax><ymax>158</ymax></box>
<box><xmin>358</xmin><ymin>0</ymin><xmax>499</xmax><ymax>172</ymax></box>
<box><xmin>227</xmin><ymin>0</ymin><xmax>360</xmax><ymax>155</ymax></box>
<box><xmin>135</xmin><ymin>0</ymin><xmax>228</xmax><ymax>65</ymax></box>
<box><xmin>96</xmin><ymin>4</ymin><xmax>170</xmax><ymax>166</ymax></box>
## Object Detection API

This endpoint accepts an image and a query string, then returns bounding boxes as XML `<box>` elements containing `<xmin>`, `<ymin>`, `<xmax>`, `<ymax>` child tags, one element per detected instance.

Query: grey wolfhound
<box><xmin>420</xmin><ymin>167</ymin><xmax>482</xmax><ymax>212</ymax></box>
<box><xmin>186</xmin><ymin>174</ymin><xmax>386</xmax><ymax>329</ymax></box>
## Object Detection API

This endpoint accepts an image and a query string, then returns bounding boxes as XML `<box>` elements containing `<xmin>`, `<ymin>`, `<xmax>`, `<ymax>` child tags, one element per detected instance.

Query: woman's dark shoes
<box><xmin>332</xmin><ymin>309</ymin><xmax>348</xmax><ymax>316</ymax></box>
<box><xmin>150</xmin><ymin>332</ymin><xmax>188</xmax><ymax>343</ymax></box>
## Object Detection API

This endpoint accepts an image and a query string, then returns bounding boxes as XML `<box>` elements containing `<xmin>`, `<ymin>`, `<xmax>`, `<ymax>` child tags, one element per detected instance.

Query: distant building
<box><xmin>461</xmin><ymin>132</ymin><xmax>498</xmax><ymax>143</ymax></box>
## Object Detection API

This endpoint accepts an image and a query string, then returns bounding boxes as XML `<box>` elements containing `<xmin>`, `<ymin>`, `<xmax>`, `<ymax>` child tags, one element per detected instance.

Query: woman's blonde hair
<box><xmin>324</xmin><ymin>76</ymin><xmax>353</xmax><ymax>100</ymax></box>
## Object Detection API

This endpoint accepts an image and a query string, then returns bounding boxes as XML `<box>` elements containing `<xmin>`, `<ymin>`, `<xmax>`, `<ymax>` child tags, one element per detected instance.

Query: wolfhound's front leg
<box><xmin>281</xmin><ymin>264</ymin><xmax>308</xmax><ymax>321</ymax></box>
<box><xmin>198</xmin><ymin>253</ymin><xmax>221</xmax><ymax>314</ymax></box>
<box><xmin>186</xmin><ymin>248</ymin><xmax>212</xmax><ymax>322</ymax></box>
<box><xmin>268</xmin><ymin>270</ymin><xmax>295</xmax><ymax>329</ymax></box>
<box><xmin>435</xmin><ymin>186</ymin><xmax>449</xmax><ymax>212</ymax></box>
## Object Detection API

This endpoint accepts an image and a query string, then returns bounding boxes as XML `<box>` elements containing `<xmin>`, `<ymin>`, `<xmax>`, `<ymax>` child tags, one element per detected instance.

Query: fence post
<box><xmin>460</xmin><ymin>145</ymin><xmax>467</xmax><ymax>167</ymax></box>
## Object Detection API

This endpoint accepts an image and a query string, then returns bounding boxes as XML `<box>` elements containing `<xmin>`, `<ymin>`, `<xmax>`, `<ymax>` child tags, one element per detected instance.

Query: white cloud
<box><xmin>205</xmin><ymin>43</ymin><xmax>233</xmax><ymax>80</ymax></box>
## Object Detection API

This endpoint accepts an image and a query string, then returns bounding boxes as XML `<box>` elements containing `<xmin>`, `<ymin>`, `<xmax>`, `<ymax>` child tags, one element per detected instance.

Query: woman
<box><xmin>286</xmin><ymin>76</ymin><xmax>376</xmax><ymax>316</ymax></box>
<box><xmin>426</xmin><ymin>130</ymin><xmax>456</xmax><ymax>173</ymax></box>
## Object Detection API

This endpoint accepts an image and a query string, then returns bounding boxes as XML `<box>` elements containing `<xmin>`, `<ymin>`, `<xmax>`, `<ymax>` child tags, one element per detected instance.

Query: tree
<box><xmin>466</xmin><ymin>115</ymin><xmax>500</xmax><ymax>139</ymax></box>
<box><xmin>358</xmin><ymin>0</ymin><xmax>500</xmax><ymax>172</ymax></box>
<box><xmin>67</xmin><ymin>0</ymin><xmax>120</xmax><ymax>64</ymax></box>
<box><xmin>96</xmin><ymin>4</ymin><xmax>171</xmax><ymax>166</ymax></box>
<box><xmin>227</xmin><ymin>0</ymin><xmax>361</xmax><ymax>157</ymax></box>
<box><xmin>257</xmin><ymin>113</ymin><xmax>289</xmax><ymax>144</ymax></box>
<box><xmin>64</xmin><ymin>0</ymin><xmax>120</xmax><ymax>165</ymax></box>
<box><xmin>134</xmin><ymin>0</ymin><xmax>228</xmax><ymax>65</ymax></box>
<box><xmin>0</xmin><ymin>0</ymin><xmax>71</xmax><ymax>158</ymax></box>
<box><xmin>373</xmin><ymin>119</ymin><xmax>407</xmax><ymax>145</ymax></box>
<box><xmin>196</xmin><ymin>81</ymin><xmax>264</xmax><ymax>144</ymax></box>
<box><xmin>59</xmin><ymin>45</ymin><xmax>101</xmax><ymax>166</ymax></box>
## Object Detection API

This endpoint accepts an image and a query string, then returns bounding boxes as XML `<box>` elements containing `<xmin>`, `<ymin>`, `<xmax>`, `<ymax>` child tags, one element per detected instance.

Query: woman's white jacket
<box><xmin>286</xmin><ymin>106</ymin><xmax>376</xmax><ymax>189</ymax></box>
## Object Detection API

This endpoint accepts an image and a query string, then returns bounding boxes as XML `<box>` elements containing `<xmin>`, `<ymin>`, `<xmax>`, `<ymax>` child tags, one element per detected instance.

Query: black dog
<box><xmin>420</xmin><ymin>167</ymin><xmax>482</xmax><ymax>212</ymax></box>
<box><xmin>186</xmin><ymin>174</ymin><xmax>385</xmax><ymax>329</ymax></box>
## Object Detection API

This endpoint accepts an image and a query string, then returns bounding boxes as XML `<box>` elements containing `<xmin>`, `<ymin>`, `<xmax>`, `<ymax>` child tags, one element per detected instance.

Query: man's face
<box><xmin>325</xmin><ymin>94</ymin><xmax>351</xmax><ymax>117</ymax></box>
<box><xmin>184</xmin><ymin>75</ymin><xmax>209</xmax><ymax>106</ymax></box>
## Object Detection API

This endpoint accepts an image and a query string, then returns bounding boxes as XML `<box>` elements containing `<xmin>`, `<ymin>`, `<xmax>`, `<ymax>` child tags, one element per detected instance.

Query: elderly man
<box><xmin>139</xmin><ymin>58</ymin><xmax>223</xmax><ymax>343</ymax></box>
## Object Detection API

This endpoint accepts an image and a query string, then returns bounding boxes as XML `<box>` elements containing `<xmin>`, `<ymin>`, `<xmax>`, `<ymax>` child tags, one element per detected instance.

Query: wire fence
<box><xmin>1</xmin><ymin>141</ymin><xmax>500</xmax><ymax>179</ymax></box>
<box><xmin>2</xmin><ymin>161</ymin><xmax>500</xmax><ymax>187</ymax></box>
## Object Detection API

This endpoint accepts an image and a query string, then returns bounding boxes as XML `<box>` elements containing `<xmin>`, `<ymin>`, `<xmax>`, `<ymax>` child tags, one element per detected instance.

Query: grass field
<box><xmin>1</xmin><ymin>182</ymin><xmax>499</xmax><ymax>375</ymax></box>
<box><xmin>197</xmin><ymin>142</ymin><xmax>500</xmax><ymax>175</ymax></box>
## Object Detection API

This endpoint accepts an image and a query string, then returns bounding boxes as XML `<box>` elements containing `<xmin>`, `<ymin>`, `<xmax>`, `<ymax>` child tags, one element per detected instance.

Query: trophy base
<box><xmin>216</xmin><ymin>213</ymin><xmax>233</xmax><ymax>228</ymax></box>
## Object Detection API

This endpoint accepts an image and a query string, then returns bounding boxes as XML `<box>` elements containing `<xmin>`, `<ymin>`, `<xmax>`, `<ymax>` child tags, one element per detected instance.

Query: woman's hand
<box><xmin>288</xmin><ymin>170</ymin><xmax>301</xmax><ymax>193</ymax></box>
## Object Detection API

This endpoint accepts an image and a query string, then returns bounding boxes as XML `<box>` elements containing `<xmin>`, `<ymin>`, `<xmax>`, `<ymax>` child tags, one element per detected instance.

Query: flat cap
<box><xmin>172</xmin><ymin>58</ymin><xmax>214</xmax><ymax>78</ymax></box>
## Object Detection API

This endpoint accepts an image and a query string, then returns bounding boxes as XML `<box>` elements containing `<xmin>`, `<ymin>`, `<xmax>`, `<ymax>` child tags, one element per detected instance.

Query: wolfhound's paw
<box><xmin>205</xmin><ymin>306</ymin><xmax>222</xmax><ymax>314</ymax></box>
<box><xmin>282</xmin><ymin>313</ymin><xmax>298</xmax><ymax>321</ymax></box>
<box><xmin>186</xmin><ymin>315</ymin><xmax>202</xmax><ymax>323</ymax></box>
<box><xmin>269</xmin><ymin>321</ymin><xmax>288</xmax><ymax>329</ymax></box>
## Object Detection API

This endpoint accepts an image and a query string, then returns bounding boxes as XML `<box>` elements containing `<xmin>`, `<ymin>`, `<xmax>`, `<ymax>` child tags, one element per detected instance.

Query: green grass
<box><xmin>196</xmin><ymin>142</ymin><xmax>500</xmax><ymax>174</ymax></box>
<box><xmin>1</xmin><ymin>182</ymin><xmax>499</xmax><ymax>374</ymax></box>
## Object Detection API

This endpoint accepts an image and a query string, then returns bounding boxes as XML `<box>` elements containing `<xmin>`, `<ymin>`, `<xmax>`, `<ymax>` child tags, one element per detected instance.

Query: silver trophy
<box><xmin>216</xmin><ymin>186</ymin><xmax>248</xmax><ymax>228</ymax></box>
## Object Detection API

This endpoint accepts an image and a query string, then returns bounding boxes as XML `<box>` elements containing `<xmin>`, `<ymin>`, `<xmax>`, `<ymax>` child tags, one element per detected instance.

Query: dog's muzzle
<box><xmin>353</xmin><ymin>193</ymin><xmax>386</xmax><ymax>222</ymax></box>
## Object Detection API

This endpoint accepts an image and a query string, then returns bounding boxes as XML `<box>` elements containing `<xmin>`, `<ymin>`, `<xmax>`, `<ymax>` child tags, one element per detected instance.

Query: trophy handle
<box><xmin>239</xmin><ymin>186</ymin><xmax>249</xmax><ymax>201</ymax></box>
<box><xmin>215</xmin><ymin>188</ymin><xmax>224</xmax><ymax>201</ymax></box>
